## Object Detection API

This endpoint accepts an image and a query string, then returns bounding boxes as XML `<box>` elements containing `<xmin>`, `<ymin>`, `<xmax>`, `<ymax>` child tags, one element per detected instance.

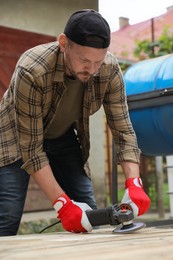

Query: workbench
<box><xmin>0</xmin><ymin>226</ymin><xmax>173</xmax><ymax>260</ymax></box>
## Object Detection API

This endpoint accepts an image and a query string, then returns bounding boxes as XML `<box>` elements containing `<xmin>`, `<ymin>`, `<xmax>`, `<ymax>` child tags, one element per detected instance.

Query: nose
<box><xmin>85</xmin><ymin>62</ymin><xmax>99</xmax><ymax>75</ymax></box>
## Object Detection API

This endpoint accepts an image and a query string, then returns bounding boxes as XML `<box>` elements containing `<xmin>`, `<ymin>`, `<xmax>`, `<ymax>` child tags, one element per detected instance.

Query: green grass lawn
<box><xmin>148</xmin><ymin>182</ymin><xmax>170</xmax><ymax>210</ymax></box>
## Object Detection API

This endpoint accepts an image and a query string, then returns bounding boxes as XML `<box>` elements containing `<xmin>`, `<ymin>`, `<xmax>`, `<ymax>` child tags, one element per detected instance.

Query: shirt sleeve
<box><xmin>14</xmin><ymin>67</ymin><xmax>49</xmax><ymax>174</ymax></box>
<box><xmin>103</xmin><ymin>63</ymin><xmax>141</xmax><ymax>164</ymax></box>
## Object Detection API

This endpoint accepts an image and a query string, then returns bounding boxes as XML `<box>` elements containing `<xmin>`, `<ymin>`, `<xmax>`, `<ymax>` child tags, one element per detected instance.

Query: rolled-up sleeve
<box><xmin>14</xmin><ymin>67</ymin><xmax>49</xmax><ymax>174</ymax></box>
<box><xmin>103</xmin><ymin>64</ymin><xmax>141</xmax><ymax>164</ymax></box>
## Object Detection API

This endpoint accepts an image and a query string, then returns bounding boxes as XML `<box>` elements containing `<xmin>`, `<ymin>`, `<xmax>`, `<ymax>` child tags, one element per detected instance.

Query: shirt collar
<box><xmin>53</xmin><ymin>50</ymin><xmax>65</xmax><ymax>82</ymax></box>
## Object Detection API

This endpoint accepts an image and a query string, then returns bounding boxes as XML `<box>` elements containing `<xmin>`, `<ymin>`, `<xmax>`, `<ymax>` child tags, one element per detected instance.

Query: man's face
<box><xmin>63</xmin><ymin>40</ymin><xmax>107</xmax><ymax>83</ymax></box>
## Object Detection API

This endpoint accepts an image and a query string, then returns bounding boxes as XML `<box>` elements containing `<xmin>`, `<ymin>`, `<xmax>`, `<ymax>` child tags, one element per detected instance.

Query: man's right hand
<box><xmin>53</xmin><ymin>193</ymin><xmax>93</xmax><ymax>233</ymax></box>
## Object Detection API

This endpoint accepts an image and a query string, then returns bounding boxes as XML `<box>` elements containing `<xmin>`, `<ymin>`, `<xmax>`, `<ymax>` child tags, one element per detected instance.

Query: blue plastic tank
<box><xmin>124</xmin><ymin>54</ymin><xmax>173</xmax><ymax>156</ymax></box>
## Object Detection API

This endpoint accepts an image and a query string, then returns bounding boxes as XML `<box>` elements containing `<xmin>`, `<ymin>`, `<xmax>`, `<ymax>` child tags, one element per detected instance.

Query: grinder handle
<box><xmin>86</xmin><ymin>207</ymin><xmax>119</xmax><ymax>226</ymax></box>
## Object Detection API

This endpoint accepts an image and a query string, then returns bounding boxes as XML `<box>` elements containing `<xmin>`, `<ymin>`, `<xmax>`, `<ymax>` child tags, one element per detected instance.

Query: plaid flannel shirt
<box><xmin>0</xmin><ymin>41</ymin><xmax>141</xmax><ymax>174</ymax></box>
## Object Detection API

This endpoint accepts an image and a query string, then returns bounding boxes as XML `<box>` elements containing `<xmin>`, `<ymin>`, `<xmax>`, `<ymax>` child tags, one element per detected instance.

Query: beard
<box><xmin>76</xmin><ymin>71</ymin><xmax>93</xmax><ymax>82</ymax></box>
<box><xmin>65</xmin><ymin>63</ymin><xmax>92</xmax><ymax>83</ymax></box>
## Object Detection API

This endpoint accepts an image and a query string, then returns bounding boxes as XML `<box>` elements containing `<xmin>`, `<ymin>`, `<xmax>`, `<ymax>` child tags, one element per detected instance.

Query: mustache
<box><xmin>78</xmin><ymin>71</ymin><xmax>93</xmax><ymax>77</ymax></box>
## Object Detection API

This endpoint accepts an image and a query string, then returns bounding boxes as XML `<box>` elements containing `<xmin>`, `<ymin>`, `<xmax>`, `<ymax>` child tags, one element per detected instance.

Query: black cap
<box><xmin>64</xmin><ymin>9</ymin><xmax>111</xmax><ymax>49</ymax></box>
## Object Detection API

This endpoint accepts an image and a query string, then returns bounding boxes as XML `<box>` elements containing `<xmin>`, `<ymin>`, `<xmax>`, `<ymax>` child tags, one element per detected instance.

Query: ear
<box><xmin>58</xmin><ymin>33</ymin><xmax>67</xmax><ymax>52</ymax></box>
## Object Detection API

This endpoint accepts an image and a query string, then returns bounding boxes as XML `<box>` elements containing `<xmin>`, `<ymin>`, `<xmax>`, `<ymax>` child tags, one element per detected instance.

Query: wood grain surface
<box><xmin>0</xmin><ymin>226</ymin><xmax>173</xmax><ymax>260</ymax></box>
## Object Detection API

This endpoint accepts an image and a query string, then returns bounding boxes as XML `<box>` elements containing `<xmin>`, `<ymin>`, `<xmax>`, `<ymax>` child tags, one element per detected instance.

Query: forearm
<box><xmin>120</xmin><ymin>161</ymin><xmax>140</xmax><ymax>180</ymax></box>
<box><xmin>32</xmin><ymin>164</ymin><xmax>64</xmax><ymax>204</ymax></box>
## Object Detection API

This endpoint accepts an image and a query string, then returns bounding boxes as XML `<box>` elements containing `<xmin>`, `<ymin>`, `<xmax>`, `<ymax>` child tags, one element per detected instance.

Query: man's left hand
<box><xmin>121</xmin><ymin>177</ymin><xmax>151</xmax><ymax>217</ymax></box>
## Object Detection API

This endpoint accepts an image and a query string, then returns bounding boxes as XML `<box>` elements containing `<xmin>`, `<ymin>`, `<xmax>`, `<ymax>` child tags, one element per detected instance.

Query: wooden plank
<box><xmin>0</xmin><ymin>227</ymin><xmax>173</xmax><ymax>260</ymax></box>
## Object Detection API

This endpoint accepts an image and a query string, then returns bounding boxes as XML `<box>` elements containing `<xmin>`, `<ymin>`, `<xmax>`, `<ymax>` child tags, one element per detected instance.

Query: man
<box><xmin>0</xmin><ymin>9</ymin><xmax>150</xmax><ymax>236</ymax></box>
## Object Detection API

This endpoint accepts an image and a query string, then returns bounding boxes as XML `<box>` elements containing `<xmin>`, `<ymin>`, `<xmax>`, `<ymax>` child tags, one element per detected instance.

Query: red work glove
<box><xmin>121</xmin><ymin>177</ymin><xmax>150</xmax><ymax>217</ymax></box>
<box><xmin>53</xmin><ymin>193</ymin><xmax>92</xmax><ymax>233</ymax></box>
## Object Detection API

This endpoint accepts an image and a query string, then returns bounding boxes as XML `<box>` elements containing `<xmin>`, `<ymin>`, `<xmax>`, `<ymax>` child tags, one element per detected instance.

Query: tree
<box><xmin>134</xmin><ymin>27</ymin><xmax>173</xmax><ymax>60</ymax></box>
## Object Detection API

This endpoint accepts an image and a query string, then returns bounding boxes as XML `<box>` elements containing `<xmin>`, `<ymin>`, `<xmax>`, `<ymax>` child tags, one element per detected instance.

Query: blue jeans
<box><xmin>0</xmin><ymin>127</ymin><xmax>96</xmax><ymax>236</ymax></box>
<box><xmin>0</xmin><ymin>160</ymin><xmax>30</xmax><ymax>236</ymax></box>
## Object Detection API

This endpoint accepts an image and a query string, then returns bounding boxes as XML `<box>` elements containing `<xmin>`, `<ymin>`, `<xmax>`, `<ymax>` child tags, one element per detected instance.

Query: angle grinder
<box><xmin>86</xmin><ymin>203</ymin><xmax>145</xmax><ymax>234</ymax></box>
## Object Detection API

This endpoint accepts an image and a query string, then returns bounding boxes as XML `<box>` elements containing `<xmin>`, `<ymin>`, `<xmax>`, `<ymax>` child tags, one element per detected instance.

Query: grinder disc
<box><xmin>112</xmin><ymin>222</ymin><xmax>146</xmax><ymax>234</ymax></box>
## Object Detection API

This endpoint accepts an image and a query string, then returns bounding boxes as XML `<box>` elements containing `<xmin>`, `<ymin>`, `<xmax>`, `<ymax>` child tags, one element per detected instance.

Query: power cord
<box><xmin>39</xmin><ymin>220</ymin><xmax>61</xmax><ymax>233</ymax></box>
